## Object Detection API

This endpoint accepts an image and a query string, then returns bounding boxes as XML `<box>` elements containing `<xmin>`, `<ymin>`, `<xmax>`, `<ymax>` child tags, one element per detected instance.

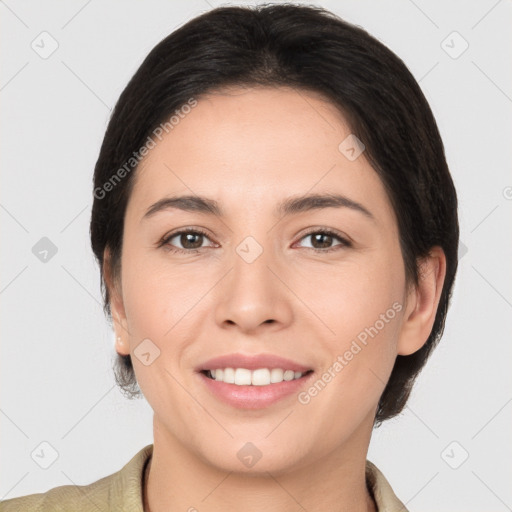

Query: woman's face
<box><xmin>112</xmin><ymin>86</ymin><xmax>413</xmax><ymax>473</ymax></box>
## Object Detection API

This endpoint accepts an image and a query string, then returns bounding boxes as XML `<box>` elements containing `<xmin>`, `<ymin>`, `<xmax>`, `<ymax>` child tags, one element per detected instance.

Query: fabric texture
<box><xmin>0</xmin><ymin>444</ymin><xmax>408</xmax><ymax>511</ymax></box>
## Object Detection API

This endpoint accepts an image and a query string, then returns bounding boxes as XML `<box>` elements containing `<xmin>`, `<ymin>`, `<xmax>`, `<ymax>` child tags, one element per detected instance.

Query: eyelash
<box><xmin>158</xmin><ymin>227</ymin><xmax>351</xmax><ymax>255</ymax></box>
<box><xmin>158</xmin><ymin>228</ymin><xmax>213</xmax><ymax>254</ymax></box>
<box><xmin>299</xmin><ymin>228</ymin><xmax>352</xmax><ymax>252</ymax></box>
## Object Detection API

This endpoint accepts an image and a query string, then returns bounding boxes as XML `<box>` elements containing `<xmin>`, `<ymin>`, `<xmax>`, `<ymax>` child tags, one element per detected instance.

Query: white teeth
<box><xmin>283</xmin><ymin>370</ymin><xmax>295</xmax><ymax>381</ymax></box>
<box><xmin>252</xmin><ymin>368</ymin><xmax>270</xmax><ymax>386</ymax></box>
<box><xmin>234</xmin><ymin>368</ymin><xmax>251</xmax><ymax>385</ymax></box>
<box><xmin>223</xmin><ymin>367</ymin><xmax>235</xmax><ymax>383</ymax></box>
<box><xmin>270</xmin><ymin>368</ymin><xmax>283</xmax><ymax>383</ymax></box>
<box><xmin>208</xmin><ymin>367</ymin><xmax>306</xmax><ymax>385</ymax></box>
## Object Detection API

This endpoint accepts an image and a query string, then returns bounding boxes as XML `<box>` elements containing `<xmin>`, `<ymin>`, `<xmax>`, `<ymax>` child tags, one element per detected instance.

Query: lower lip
<box><xmin>198</xmin><ymin>372</ymin><xmax>314</xmax><ymax>409</ymax></box>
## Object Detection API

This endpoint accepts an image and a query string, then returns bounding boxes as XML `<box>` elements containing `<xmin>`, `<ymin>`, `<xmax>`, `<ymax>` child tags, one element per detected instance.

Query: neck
<box><xmin>144</xmin><ymin>415</ymin><xmax>377</xmax><ymax>512</ymax></box>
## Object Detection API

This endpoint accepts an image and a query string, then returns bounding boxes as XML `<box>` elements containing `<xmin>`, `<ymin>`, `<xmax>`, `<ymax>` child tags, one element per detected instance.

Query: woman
<box><xmin>1</xmin><ymin>4</ymin><xmax>458</xmax><ymax>511</ymax></box>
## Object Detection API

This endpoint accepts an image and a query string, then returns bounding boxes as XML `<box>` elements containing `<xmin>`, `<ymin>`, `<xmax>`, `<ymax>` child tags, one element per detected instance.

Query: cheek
<box><xmin>316</xmin><ymin>249</ymin><xmax>405</xmax><ymax>339</ymax></box>
<box><xmin>307</xmin><ymin>252</ymin><xmax>405</xmax><ymax>409</ymax></box>
<box><xmin>119</xmin><ymin>259</ymin><xmax>195</xmax><ymax>413</ymax></box>
<box><xmin>121</xmin><ymin>247</ymin><xmax>206</xmax><ymax>338</ymax></box>
<box><xmin>299</xmin><ymin>294</ymin><xmax>402</xmax><ymax>442</ymax></box>
<box><xmin>118</xmin><ymin>246</ymin><xmax>213</xmax><ymax>399</ymax></box>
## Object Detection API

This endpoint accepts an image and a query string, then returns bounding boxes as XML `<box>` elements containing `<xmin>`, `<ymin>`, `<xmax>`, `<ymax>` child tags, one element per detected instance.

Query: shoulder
<box><xmin>0</xmin><ymin>477</ymin><xmax>111</xmax><ymax>512</ymax></box>
<box><xmin>365</xmin><ymin>460</ymin><xmax>409</xmax><ymax>512</ymax></box>
<box><xmin>0</xmin><ymin>444</ymin><xmax>153</xmax><ymax>512</ymax></box>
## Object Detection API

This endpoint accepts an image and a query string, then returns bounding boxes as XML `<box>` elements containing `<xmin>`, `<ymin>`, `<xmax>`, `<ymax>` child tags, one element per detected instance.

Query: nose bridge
<box><xmin>213</xmin><ymin>231</ymin><xmax>292</xmax><ymax>331</ymax></box>
<box><xmin>233</xmin><ymin>234</ymin><xmax>274</xmax><ymax>294</ymax></box>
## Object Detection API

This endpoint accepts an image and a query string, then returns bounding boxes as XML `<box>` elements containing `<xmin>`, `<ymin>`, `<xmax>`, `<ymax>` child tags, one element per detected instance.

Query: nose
<box><xmin>213</xmin><ymin>241</ymin><xmax>293</xmax><ymax>334</ymax></box>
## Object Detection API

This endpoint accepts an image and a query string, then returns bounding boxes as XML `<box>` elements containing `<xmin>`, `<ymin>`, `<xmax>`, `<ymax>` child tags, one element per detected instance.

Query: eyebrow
<box><xmin>142</xmin><ymin>193</ymin><xmax>375</xmax><ymax>221</ymax></box>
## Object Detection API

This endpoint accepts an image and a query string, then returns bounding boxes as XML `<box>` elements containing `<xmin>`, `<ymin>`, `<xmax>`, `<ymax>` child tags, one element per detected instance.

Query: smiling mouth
<box><xmin>201</xmin><ymin>368</ymin><xmax>314</xmax><ymax>386</ymax></box>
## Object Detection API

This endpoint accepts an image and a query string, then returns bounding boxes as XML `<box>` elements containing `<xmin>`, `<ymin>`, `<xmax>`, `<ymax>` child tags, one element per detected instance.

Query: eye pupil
<box><xmin>311</xmin><ymin>233</ymin><xmax>332</xmax><ymax>248</ymax></box>
<box><xmin>181</xmin><ymin>233</ymin><xmax>203</xmax><ymax>249</ymax></box>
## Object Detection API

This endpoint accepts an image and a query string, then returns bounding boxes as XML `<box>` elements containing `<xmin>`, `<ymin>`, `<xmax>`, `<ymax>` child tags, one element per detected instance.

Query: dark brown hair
<box><xmin>90</xmin><ymin>3</ymin><xmax>459</xmax><ymax>425</ymax></box>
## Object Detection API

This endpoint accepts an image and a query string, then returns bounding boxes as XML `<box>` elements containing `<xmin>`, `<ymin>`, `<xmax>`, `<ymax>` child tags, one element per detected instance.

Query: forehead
<box><xmin>127</xmin><ymin>86</ymin><xmax>394</xmax><ymax>224</ymax></box>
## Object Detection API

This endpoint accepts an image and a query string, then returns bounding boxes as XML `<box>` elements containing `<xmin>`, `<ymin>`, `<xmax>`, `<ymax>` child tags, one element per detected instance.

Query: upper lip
<box><xmin>196</xmin><ymin>353</ymin><xmax>313</xmax><ymax>373</ymax></box>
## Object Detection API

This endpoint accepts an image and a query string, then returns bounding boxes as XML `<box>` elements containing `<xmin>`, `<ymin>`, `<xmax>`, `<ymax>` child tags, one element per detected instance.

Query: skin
<box><xmin>105</xmin><ymin>86</ymin><xmax>446</xmax><ymax>512</ymax></box>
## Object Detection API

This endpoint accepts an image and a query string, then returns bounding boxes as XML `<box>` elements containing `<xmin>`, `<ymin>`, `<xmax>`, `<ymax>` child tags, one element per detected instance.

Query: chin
<box><xmin>194</xmin><ymin>433</ymin><xmax>312</xmax><ymax>476</ymax></box>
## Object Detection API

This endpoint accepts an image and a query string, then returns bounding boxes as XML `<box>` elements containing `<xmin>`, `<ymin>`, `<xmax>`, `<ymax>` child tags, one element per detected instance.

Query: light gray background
<box><xmin>1</xmin><ymin>1</ymin><xmax>511</xmax><ymax>510</ymax></box>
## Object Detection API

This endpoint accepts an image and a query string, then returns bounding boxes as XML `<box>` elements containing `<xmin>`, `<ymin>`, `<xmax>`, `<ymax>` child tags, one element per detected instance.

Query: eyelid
<box><xmin>294</xmin><ymin>227</ymin><xmax>352</xmax><ymax>250</ymax></box>
<box><xmin>158</xmin><ymin>227</ymin><xmax>217</xmax><ymax>252</ymax></box>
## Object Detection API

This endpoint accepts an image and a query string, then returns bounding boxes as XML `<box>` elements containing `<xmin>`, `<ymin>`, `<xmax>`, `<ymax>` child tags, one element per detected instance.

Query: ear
<box><xmin>103</xmin><ymin>247</ymin><xmax>130</xmax><ymax>356</ymax></box>
<box><xmin>397</xmin><ymin>246</ymin><xmax>447</xmax><ymax>356</ymax></box>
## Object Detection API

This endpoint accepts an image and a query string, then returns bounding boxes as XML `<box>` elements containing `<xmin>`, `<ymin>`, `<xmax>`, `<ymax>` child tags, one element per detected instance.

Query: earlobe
<box><xmin>103</xmin><ymin>247</ymin><xmax>130</xmax><ymax>355</ymax></box>
<box><xmin>397</xmin><ymin>246</ymin><xmax>447</xmax><ymax>356</ymax></box>
<box><xmin>115</xmin><ymin>333</ymin><xmax>130</xmax><ymax>356</ymax></box>
<box><xmin>111</xmin><ymin>296</ymin><xmax>129</xmax><ymax>352</ymax></box>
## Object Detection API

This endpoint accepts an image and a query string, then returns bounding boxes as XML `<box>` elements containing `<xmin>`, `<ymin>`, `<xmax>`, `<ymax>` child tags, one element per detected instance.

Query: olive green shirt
<box><xmin>0</xmin><ymin>444</ymin><xmax>408</xmax><ymax>511</ymax></box>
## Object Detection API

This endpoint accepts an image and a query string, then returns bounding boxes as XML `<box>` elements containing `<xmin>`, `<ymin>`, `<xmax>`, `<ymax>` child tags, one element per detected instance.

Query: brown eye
<box><xmin>160</xmin><ymin>228</ymin><xmax>214</xmax><ymax>254</ymax></box>
<box><xmin>297</xmin><ymin>229</ymin><xmax>351</xmax><ymax>252</ymax></box>
<box><xmin>309</xmin><ymin>232</ymin><xmax>334</xmax><ymax>249</ymax></box>
<box><xmin>174</xmin><ymin>232</ymin><xmax>205</xmax><ymax>250</ymax></box>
